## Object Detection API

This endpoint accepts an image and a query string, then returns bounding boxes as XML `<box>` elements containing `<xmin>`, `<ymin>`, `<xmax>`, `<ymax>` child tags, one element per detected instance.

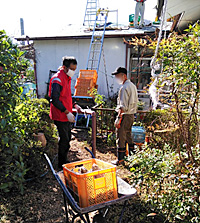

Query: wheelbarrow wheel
<box><xmin>73</xmin><ymin>219</ymin><xmax>83</xmax><ymax>223</ymax></box>
<box><xmin>72</xmin><ymin>214</ymin><xmax>90</xmax><ymax>223</ymax></box>
<box><xmin>92</xmin><ymin>213</ymin><xmax>106</xmax><ymax>223</ymax></box>
<box><xmin>73</xmin><ymin>217</ymin><xmax>85</xmax><ymax>223</ymax></box>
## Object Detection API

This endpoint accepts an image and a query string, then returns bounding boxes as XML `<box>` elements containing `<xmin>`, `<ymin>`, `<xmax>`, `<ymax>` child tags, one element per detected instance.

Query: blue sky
<box><xmin>0</xmin><ymin>0</ymin><xmax>157</xmax><ymax>37</ymax></box>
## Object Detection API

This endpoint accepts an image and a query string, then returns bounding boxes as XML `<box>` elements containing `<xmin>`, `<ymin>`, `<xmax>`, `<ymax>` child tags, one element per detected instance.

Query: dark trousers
<box><xmin>54</xmin><ymin>120</ymin><xmax>71</xmax><ymax>168</ymax></box>
<box><xmin>157</xmin><ymin>0</ymin><xmax>164</xmax><ymax>19</ymax></box>
<box><xmin>116</xmin><ymin>114</ymin><xmax>135</xmax><ymax>158</ymax></box>
<box><xmin>116</xmin><ymin>114</ymin><xmax>134</xmax><ymax>148</ymax></box>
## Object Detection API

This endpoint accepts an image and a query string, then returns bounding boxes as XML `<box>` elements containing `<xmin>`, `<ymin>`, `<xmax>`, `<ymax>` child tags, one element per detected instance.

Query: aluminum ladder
<box><xmin>86</xmin><ymin>8</ymin><xmax>109</xmax><ymax>73</ymax></box>
<box><xmin>83</xmin><ymin>0</ymin><xmax>99</xmax><ymax>29</ymax></box>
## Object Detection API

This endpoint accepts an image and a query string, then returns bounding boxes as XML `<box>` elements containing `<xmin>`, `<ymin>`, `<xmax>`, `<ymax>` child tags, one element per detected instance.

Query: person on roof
<box><xmin>156</xmin><ymin>0</ymin><xmax>164</xmax><ymax>22</ymax></box>
<box><xmin>49</xmin><ymin>56</ymin><xmax>81</xmax><ymax>169</ymax></box>
<box><xmin>111</xmin><ymin>67</ymin><xmax>138</xmax><ymax>165</ymax></box>
<box><xmin>134</xmin><ymin>0</ymin><xmax>147</xmax><ymax>28</ymax></box>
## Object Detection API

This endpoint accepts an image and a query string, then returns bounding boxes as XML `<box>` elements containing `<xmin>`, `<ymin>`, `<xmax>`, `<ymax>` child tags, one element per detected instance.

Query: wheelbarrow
<box><xmin>44</xmin><ymin>148</ymin><xmax>137</xmax><ymax>223</ymax></box>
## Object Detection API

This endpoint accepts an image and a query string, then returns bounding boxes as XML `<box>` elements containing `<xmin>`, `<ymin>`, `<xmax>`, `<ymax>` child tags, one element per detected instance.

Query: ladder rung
<box><xmin>91</xmin><ymin>49</ymin><xmax>101</xmax><ymax>51</ymax></box>
<box><xmin>86</xmin><ymin>10</ymin><xmax>97</xmax><ymax>12</ymax></box>
<box><xmin>85</xmin><ymin>13</ymin><xmax>97</xmax><ymax>15</ymax></box>
<box><xmin>91</xmin><ymin>45</ymin><xmax>102</xmax><ymax>47</ymax></box>
<box><xmin>85</xmin><ymin>2</ymin><xmax>108</xmax><ymax>72</ymax></box>
<box><xmin>89</xmin><ymin>52</ymin><xmax>100</xmax><ymax>54</ymax></box>
<box><xmin>84</xmin><ymin>19</ymin><xmax>96</xmax><ymax>21</ymax></box>
<box><xmin>91</xmin><ymin>48</ymin><xmax>101</xmax><ymax>51</ymax></box>
<box><xmin>91</xmin><ymin>45</ymin><xmax>101</xmax><ymax>48</ymax></box>
<box><xmin>93</xmin><ymin>38</ymin><xmax>102</xmax><ymax>40</ymax></box>
<box><xmin>92</xmin><ymin>42</ymin><xmax>102</xmax><ymax>44</ymax></box>
<box><xmin>90</xmin><ymin>50</ymin><xmax>100</xmax><ymax>52</ymax></box>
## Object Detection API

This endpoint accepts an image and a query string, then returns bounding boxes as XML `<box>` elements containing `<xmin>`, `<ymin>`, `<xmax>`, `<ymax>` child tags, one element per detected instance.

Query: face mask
<box><xmin>116</xmin><ymin>77</ymin><xmax>124</xmax><ymax>85</ymax></box>
<box><xmin>67</xmin><ymin>69</ymin><xmax>75</xmax><ymax>77</ymax></box>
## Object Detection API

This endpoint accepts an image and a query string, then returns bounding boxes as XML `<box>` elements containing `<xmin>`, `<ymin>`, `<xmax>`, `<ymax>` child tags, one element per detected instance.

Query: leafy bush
<box><xmin>0</xmin><ymin>97</ymin><xmax>56</xmax><ymax>193</ymax></box>
<box><xmin>150</xmin><ymin>23</ymin><xmax>200</xmax><ymax>163</ymax></box>
<box><xmin>0</xmin><ymin>30</ymin><xmax>57</xmax><ymax>194</ymax></box>
<box><xmin>140</xmin><ymin>109</ymin><xmax>181</xmax><ymax>150</ymax></box>
<box><xmin>89</xmin><ymin>88</ymin><xmax>106</xmax><ymax>106</ymax></box>
<box><xmin>142</xmin><ymin>109</ymin><xmax>176</xmax><ymax>129</ymax></box>
<box><xmin>0</xmin><ymin>30</ymin><xmax>30</xmax><ymax>193</ymax></box>
<box><xmin>127</xmin><ymin>23</ymin><xmax>200</xmax><ymax>223</ymax></box>
<box><xmin>24</xmin><ymin>68</ymin><xmax>35</xmax><ymax>83</ymax></box>
<box><xmin>127</xmin><ymin>145</ymin><xmax>200</xmax><ymax>222</ymax></box>
<box><xmin>15</xmin><ymin>98</ymin><xmax>57</xmax><ymax>179</ymax></box>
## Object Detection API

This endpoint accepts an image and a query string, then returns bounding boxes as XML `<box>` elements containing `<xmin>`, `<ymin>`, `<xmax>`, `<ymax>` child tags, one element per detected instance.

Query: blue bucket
<box><xmin>131</xmin><ymin>126</ymin><xmax>146</xmax><ymax>143</ymax></box>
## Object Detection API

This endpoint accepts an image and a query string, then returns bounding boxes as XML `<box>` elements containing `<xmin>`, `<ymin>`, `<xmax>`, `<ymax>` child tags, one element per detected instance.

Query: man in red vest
<box><xmin>134</xmin><ymin>0</ymin><xmax>146</xmax><ymax>28</ymax></box>
<box><xmin>49</xmin><ymin>56</ymin><xmax>79</xmax><ymax>168</ymax></box>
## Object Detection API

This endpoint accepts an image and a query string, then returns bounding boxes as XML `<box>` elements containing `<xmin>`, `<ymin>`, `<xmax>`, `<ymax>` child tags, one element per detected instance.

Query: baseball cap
<box><xmin>112</xmin><ymin>67</ymin><xmax>127</xmax><ymax>75</ymax></box>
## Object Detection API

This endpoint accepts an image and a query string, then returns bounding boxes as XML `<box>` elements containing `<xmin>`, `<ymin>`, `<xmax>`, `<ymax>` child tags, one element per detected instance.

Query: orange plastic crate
<box><xmin>63</xmin><ymin>159</ymin><xmax>118</xmax><ymax>208</ymax></box>
<box><xmin>75</xmin><ymin>78</ymin><xmax>95</xmax><ymax>89</ymax></box>
<box><xmin>74</xmin><ymin>87</ymin><xmax>91</xmax><ymax>96</ymax></box>
<box><xmin>79</xmin><ymin>70</ymin><xmax>98</xmax><ymax>84</ymax></box>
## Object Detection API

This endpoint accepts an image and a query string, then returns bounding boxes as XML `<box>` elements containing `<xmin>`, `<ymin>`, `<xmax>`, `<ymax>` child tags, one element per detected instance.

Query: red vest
<box><xmin>49</xmin><ymin>69</ymin><xmax>72</xmax><ymax>122</ymax></box>
<box><xmin>136</xmin><ymin>0</ymin><xmax>144</xmax><ymax>2</ymax></box>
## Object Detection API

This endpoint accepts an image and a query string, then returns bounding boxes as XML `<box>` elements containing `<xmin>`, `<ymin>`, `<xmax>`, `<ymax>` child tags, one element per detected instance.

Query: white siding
<box><xmin>34</xmin><ymin>38</ymin><xmax>126</xmax><ymax>98</ymax></box>
<box><xmin>167</xmin><ymin>0</ymin><xmax>200</xmax><ymax>29</ymax></box>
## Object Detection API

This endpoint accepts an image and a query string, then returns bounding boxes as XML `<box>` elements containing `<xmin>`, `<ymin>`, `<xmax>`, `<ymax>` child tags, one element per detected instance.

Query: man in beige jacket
<box><xmin>111</xmin><ymin>67</ymin><xmax>138</xmax><ymax>165</ymax></box>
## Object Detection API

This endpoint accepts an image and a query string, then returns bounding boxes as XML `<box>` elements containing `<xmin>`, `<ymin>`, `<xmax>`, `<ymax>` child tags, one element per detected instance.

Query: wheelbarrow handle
<box><xmin>84</xmin><ymin>147</ymin><xmax>95</xmax><ymax>158</ymax></box>
<box><xmin>44</xmin><ymin>147</ymin><xmax>95</xmax><ymax>175</ymax></box>
<box><xmin>44</xmin><ymin>153</ymin><xmax>56</xmax><ymax>175</ymax></box>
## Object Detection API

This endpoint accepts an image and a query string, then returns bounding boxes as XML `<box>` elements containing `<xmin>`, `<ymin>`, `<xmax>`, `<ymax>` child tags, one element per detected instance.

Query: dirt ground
<box><xmin>0</xmin><ymin>129</ymin><xmax>164</xmax><ymax>223</ymax></box>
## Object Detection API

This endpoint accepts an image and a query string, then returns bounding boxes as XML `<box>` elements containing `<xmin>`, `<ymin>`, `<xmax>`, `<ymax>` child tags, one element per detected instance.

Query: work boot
<box><xmin>128</xmin><ymin>144</ymin><xmax>136</xmax><ymax>156</ymax></box>
<box><xmin>111</xmin><ymin>148</ymin><xmax>126</xmax><ymax>166</ymax></box>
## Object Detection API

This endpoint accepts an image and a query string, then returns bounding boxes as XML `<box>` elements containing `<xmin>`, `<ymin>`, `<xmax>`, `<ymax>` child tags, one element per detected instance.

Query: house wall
<box><xmin>34</xmin><ymin>38</ymin><xmax>126</xmax><ymax>98</ymax></box>
<box><xmin>167</xmin><ymin>0</ymin><xmax>200</xmax><ymax>29</ymax></box>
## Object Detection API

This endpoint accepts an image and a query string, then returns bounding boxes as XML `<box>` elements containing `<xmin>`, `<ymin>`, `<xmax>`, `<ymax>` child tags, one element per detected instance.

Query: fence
<box><xmin>92</xmin><ymin>106</ymin><xmax>148</xmax><ymax>144</ymax></box>
<box><xmin>73</xmin><ymin>107</ymin><xmax>149</xmax><ymax>156</ymax></box>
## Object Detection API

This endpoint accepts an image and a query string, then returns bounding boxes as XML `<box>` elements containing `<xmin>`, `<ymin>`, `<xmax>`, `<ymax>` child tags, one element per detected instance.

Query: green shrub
<box><xmin>127</xmin><ymin>144</ymin><xmax>200</xmax><ymax>222</ymax></box>
<box><xmin>142</xmin><ymin>109</ymin><xmax>176</xmax><ymax>129</ymax></box>
<box><xmin>15</xmin><ymin>98</ymin><xmax>57</xmax><ymax>179</ymax></box>
<box><xmin>151</xmin><ymin>23</ymin><xmax>200</xmax><ymax>163</ymax></box>
<box><xmin>0</xmin><ymin>97</ymin><xmax>56</xmax><ymax>193</ymax></box>
<box><xmin>0</xmin><ymin>30</ymin><xmax>57</xmax><ymax>194</ymax></box>
<box><xmin>138</xmin><ymin>109</ymin><xmax>180</xmax><ymax>151</ymax></box>
<box><xmin>89</xmin><ymin>88</ymin><xmax>105</xmax><ymax>106</ymax></box>
<box><xmin>127</xmin><ymin>29</ymin><xmax>200</xmax><ymax>220</ymax></box>
<box><xmin>0</xmin><ymin>30</ymin><xmax>30</xmax><ymax>194</ymax></box>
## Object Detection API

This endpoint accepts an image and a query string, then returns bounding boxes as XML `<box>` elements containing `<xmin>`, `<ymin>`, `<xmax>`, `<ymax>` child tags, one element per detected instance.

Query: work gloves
<box><xmin>67</xmin><ymin>112</ymin><xmax>75</xmax><ymax>123</ymax></box>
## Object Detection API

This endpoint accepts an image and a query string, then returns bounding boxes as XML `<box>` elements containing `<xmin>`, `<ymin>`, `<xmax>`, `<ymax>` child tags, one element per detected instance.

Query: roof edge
<box><xmin>15</xmin><ymin>32</ymin><xmax>154</xmax><ymax>41</ymax></box>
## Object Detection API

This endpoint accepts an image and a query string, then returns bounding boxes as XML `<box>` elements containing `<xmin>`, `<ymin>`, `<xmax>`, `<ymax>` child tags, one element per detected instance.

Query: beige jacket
<box><xmin>116</xmin><ymin>80</ymin><xmax>138</xmax><ymax>114</ymax></box>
